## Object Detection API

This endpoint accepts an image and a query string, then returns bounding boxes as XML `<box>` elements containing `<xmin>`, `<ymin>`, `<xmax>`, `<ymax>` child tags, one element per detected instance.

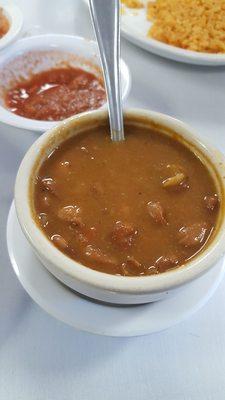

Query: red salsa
<box><xmin>5</xmin><ymin>67</ymin><xmax>106</xmax><ymax>121</ymax></box>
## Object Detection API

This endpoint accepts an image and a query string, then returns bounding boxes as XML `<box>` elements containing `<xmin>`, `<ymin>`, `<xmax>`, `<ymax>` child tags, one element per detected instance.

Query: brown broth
<box><xmin>32</xmin><ymin>124</ymin><xmax>219</xmax><ymax>276</ymax></box>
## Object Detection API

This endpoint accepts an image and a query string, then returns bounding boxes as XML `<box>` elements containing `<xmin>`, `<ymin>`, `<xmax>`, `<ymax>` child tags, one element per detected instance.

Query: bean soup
<box><xmin>32</xmin><ymin>123</ymin><xmax>220</xmax><ymax>276</ymax></box>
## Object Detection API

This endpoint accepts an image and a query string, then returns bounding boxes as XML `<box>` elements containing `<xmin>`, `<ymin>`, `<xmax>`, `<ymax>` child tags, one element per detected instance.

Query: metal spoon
<box><xmin>89</xmin><ymin>0</ymin><xmax>124</xmax><ymax>142</ymax></box>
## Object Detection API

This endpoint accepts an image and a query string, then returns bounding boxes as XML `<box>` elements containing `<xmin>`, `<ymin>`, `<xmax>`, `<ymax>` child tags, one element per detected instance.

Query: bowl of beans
<box><xmin>14</xmin><ymin>108</ymin><xmax>225</xmax><ymax>304</ymax></box>
<box><xmin>0</xmin><ymin>34</ymin><xmax>131</xmax><ymax>132</ymax></box>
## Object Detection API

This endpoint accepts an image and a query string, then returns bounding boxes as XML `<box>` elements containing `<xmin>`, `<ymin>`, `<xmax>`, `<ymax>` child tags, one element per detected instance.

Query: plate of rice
<box><xmin>121</xmin><ymin>0</ymin><xmax>225</xmax><ymax>65</ymax></box>
<box><xmin>85</xmin><ymin>0</ymin><xmax>225</xmax><ymax>66</ymax></box>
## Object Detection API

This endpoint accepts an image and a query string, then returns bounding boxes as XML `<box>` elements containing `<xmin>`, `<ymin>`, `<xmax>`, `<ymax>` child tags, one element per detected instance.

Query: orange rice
<box><xmin>121</xmin><ymin>0</ymin><xmax>144</xmax><ymax>9</ymax></box>
<box><xmin>147</xmin><ymin>0</ymin><xmax>225</xmax><ymax>53</ymax></box>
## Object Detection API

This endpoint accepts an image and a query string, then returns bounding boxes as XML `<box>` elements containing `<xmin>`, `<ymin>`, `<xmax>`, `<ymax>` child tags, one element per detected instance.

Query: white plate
<box><xmin>0</xmin><ymin>1</ymin><xmax>23</xmax><ymax>50</ymax></box>
<box><xmin>7</xmin><ymin>203</ymin><xmax>225</xmax><ymax>337</ymax></box>
<box><xmin>0</xmin><ymin>34</ymin><xmax>131</xmax><ymax>132</ymax></box>
<box><xmin>85</xmin><ymin>0</ymin><xmax>225</xmax><ymax>66</ymax></box>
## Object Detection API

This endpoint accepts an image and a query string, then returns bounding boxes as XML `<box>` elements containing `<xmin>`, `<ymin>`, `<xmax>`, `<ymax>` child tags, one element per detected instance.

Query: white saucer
<box><xmin>7</xmin><ymin>203</ymin><xmax>225</xmax><ymax>337</ymax></box>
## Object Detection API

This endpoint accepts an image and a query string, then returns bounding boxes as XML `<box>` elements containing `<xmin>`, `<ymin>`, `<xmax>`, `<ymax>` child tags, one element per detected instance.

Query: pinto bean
<box><xmin>59</xmin><ymin>206</ymin><xmax>97</xmax><ymax>247</ymax></box>
<box><xmin>121</xmin><ymin>256</ymin><xmax>143</xmax><ymax>276</ymax></box>
<box><xmin>51</xmin><ymin>234</ymin><xmax>68</xmax><ymax>250</ymax></box>
<box><xmin>38</xmin><ymin>212</ymin><xmax>48</xmax><ymax>228</ymax></box>
<box><xmin>147</xmin><ymin>201</ymin><xmax>167</xmax><ymax>225</ymax></box>
<box><xmin>41</xmin><ymin>177</ymin><xmax>57</xmax><ymax>194</ymax></box>
<box><xmin>58</xmin><ymin>205</ymin><xmax>83</xmax><ymax>227</ymax></box>
<box><xmin>178</xmin><ymin>222</ymin><xmax>208</xmax><ymax>247</ymax></box>
<box><xmin>204</xmin><ymin>194</ymin><xmax>219</xmax><ymax>211</ymax></box>
<box><xmin>155</xmin><ymin>255</ymin><xmax>179</xmax><ymax>273</ymax></box>
<box><xmin>111</xmin><ymin>221</ymin><xmax>138</xmax><ymax>249</ymax></box>
<box><xmin>146</xmin><ymin>265</ymin><xmax>158</xmax><ymax>275</ymax></box>
<box><xmin>85</xmin><ymin>245</ymin><xmax>116</xmax><ymax>266</ymax></box>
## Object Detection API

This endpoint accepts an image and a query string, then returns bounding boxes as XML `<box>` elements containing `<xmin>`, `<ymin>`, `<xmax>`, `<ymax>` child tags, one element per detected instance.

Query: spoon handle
<box><xmin>89</xmin><ymin>0</ymin><xmax>124</xmax><ymax>142</ymax></box>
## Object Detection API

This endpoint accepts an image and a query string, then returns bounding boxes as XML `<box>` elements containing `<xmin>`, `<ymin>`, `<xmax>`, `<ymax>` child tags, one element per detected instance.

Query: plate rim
<box><xmin>122</xmin><ymin>25</ymin><xmax>225</xmax><ymax>66</ymax></box>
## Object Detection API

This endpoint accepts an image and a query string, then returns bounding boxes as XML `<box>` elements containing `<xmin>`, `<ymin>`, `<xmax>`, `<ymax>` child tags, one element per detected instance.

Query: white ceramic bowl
<box><xmin>0</xmin><ymin>1</ymin><xmax>23</xmax><ymax>50</ymax></box>
<box><xmin>0</xmin><ymin>34</ymin><xmax>131</xmax><ymax>132</ymax></box>
<box><xmin>15</xmin><ymin>109</ymin><xmax>225</xmax><ymax>304</ymax></box>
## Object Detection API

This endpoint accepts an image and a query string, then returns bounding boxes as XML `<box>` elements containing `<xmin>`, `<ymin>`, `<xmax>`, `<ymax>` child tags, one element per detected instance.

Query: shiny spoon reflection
<box><xmin>89</xmin><ymin>0</ymin><xmax>124</xmax><ymax>142</ymax></box>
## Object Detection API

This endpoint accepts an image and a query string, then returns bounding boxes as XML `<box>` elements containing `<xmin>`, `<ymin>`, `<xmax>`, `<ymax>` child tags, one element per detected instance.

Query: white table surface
<box><xmin>1</xmin><ymin>1</ymin><xmax>225</xmax><ymax>399</ymax></box>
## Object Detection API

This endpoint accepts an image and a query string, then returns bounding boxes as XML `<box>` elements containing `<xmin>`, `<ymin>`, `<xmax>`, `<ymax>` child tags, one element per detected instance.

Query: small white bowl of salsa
<box><xmin>0</xmin><ymin>34</ymin><xmax>131</xmax><ymax>132</ymax></box>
